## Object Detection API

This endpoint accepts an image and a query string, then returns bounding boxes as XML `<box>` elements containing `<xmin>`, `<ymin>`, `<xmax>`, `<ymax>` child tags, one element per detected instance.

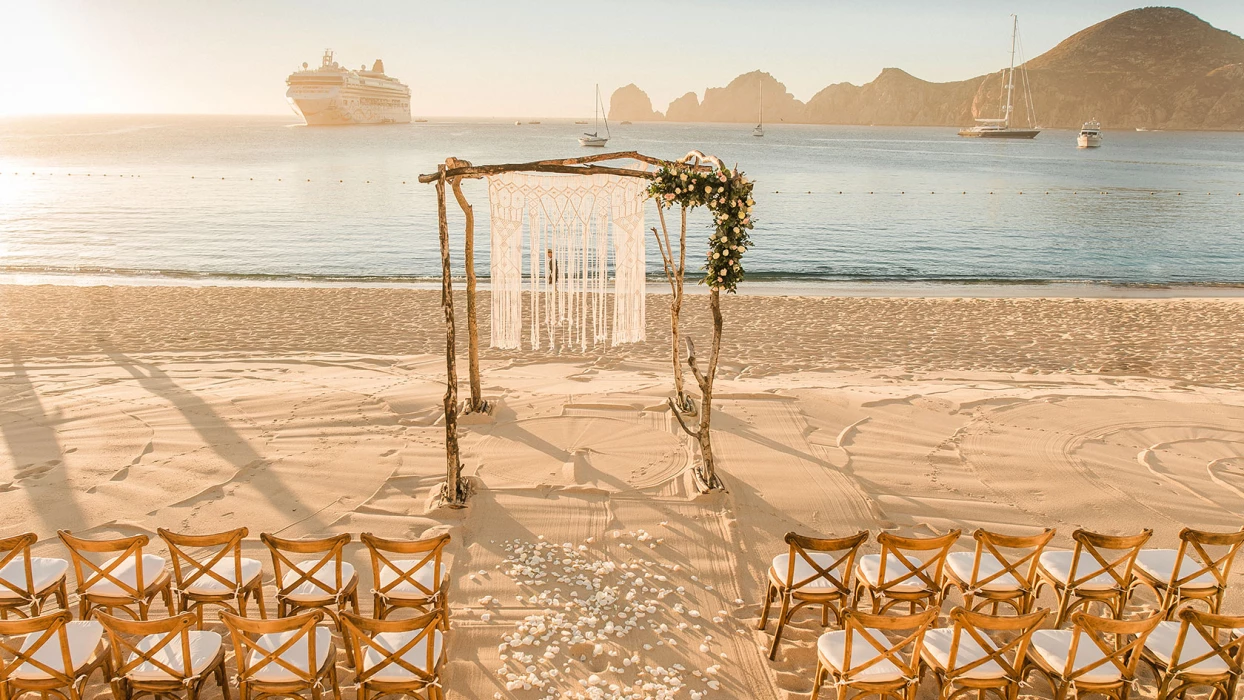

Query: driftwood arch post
<box><xmin>418</xmin><ymin>152</ymin><xmax>717</xmax><ymax>507</ymax></box>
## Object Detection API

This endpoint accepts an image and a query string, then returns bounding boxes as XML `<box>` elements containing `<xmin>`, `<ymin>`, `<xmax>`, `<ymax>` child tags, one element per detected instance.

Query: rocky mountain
<box><xmin>608</xmin><ymin>7</ymin><xmax>1244</xmax><ymax>130</ymax></box>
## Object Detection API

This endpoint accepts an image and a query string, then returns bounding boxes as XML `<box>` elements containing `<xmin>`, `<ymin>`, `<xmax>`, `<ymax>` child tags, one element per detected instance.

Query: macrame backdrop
<box><xmin>487</xmin><ymin>172</ymin><xmax>647</xmax><ymax>351</ymax></box>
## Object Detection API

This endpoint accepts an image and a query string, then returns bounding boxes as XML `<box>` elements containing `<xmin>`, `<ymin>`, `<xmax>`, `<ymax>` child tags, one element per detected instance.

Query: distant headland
<box><xmin>610</xmin><ymin>7</ymin><xmax>1244</xmax><ymax>130</ymax></box>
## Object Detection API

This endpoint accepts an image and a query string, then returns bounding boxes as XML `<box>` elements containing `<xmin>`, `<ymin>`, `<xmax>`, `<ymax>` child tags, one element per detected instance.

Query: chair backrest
<box><xmin>261</xmin><ymin>533</ymin><xmax>350</xmax><ymax>599</ymax></box>
<box><xmin>342</xmin><ymin>610</ymin><xmax>443</xmax><ymax>686</ymax></box>
<box><xmin>1066</xmin><ymin>529</ymin><xmax>1152</xmax><ymax>591</ymax></box>
<box><xmin>58</xmin><ymin>530</ymin><xmax>153</xmax><ymax>599</ymax></box>
<box><xmin>361</xmin><ymin>532</ymin><xmax>450</xmax><ymax>601</ymax></box>
<box><xmin>0</xmin><ymin>533</ymin><xmax>41</xmax><ymax>601</ymax></box>
<box><xmin>943</xmin><ymin>607</ymin><xmax>1048</xmax><ymax>681</ymax></box>
<box><xmin>1061</xmin><ymin>610</ymin><xmax>1162</xmax><ymax>683</ymax></box>
<box><xmin>875</xmin><ymin>530</ymin><xmax>961</xmax><ymax>592</ymax></box>
<box><xmin>0</xmin><ymin>610</ymin><xmax>77</xmax><ymax>685</ymax></box>
<box><xmin>780</xmin><ymin>531</ymin><xmax>868</xmax><ymax>593</ymax></box>
<box><xmin>967</xmin><ymin>528</ymin><xmax>1055</xmax><ymax>591</ymax></box>
<box><xmin>1157</xmin><ymin>608</ymin><xmax>1244</xmax><ymax>677</ymax></box>
<box><xmin>839</xmin><ymin>607</ymin><xmax>938</xmax><ymax>681</ymax></box>
<box><xmin>1166</xmin><ymin>527</ymin><xmax>1244</xmax><ymax>592</ymax></box>
<box><xmin>159</xmin><ymin>527</ymin><xmax>250</xmax><ymax>595</ymax></box>
<box><xmin>97</xmin><ymin>611</ymin><xmax>198</xmax><ymax>681</ymax></box>
<box><xmin>222</xmin><ymin>609</ymin><xmax>325</xmax><ymax>686</ymax></box>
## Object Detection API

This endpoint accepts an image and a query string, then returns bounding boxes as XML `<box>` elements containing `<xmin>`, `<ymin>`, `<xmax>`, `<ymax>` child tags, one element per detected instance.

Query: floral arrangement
<box><xmin>647</xmin><ymin>163</ymin><xmax>755</xmax><ymax>292</ymax></box>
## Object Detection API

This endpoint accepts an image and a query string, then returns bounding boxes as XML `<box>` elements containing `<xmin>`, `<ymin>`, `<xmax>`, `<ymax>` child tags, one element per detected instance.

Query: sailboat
<box><xmin>578</xmin><ymin>84</ymin><xmax>610</xmax><ymax>147</ymax></box>
<box><xmin>753</xmin><ymin>80</ymin><xmax>764</xmax><ymax>137</ymax></box>
<box><xmin>959</xmin><ymin>15</ymin><xmax>1040</xmax><ymax>139</ymax></box>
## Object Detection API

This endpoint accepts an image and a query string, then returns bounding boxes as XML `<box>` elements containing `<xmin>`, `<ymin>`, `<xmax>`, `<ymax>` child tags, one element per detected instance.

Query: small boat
<box><xmin>528</xmin><ymin>121</ymin><xmax>541</xmax><ymax>125</ymax></box>
<box><xmin>620</xmin><ymin>120</ymin><xmax>632</xmax><ymax>125</ymax></box>
<box><xmin>574</xmin><ymin>120</ymin><xmax>588</xmax><ymax>125</ymax></box>
<box><xmin>753</xmin><ymin>80</ymin><xmax>764</xmax><ymax>137</ymax></box>
<box><xmin>515</xmin><ymin>121</ymin><xmax>522</xmax><ymax>126</ymax></box>
<box><xmin>1136</xmin><ymin>127</ymin><xmax>1149</xmax><ymax>132</ymax></box>
<box><xmin>1077</xmin><ymin>120</ymin><xmax>1102</xmax><ymax>148</ymax></box>
<box><xmin>578</xmin><ymin>84</ymin><xmax>610</xmax><ymax>147</ymax></box>
<box><xmin>414</xmin><ymin>119</ymin><xmax>428</xmax><ymax>123</ymax></box>
<box><xmin>959</xmin><ymin>16</ymin><xmax>1040</xmax><ymax>139</ymax></box>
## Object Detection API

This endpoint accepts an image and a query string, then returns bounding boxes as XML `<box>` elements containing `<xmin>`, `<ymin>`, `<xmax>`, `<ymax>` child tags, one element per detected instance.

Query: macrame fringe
<box><xmin>486</xmin><ymin>171</ymin><xmax>647</xmax><ymax>351</ymax></box>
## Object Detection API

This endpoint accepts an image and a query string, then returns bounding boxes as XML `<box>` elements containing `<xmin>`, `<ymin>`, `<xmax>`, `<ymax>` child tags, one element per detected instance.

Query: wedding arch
<box><xmin>417</xmin><ymin>150</ymin><xmax>751</xmax><ymax>506</ymax></box>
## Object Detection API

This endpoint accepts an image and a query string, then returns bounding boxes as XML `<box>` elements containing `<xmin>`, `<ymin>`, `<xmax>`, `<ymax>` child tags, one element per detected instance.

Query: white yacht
<box><xmin>579</xmin><ymin>84</ymin><xmax>610</xmax><ymax>147</ymax></box>
<box><xmin>753</xmin><ymin>81</ymin><xmax>765</xmax><ymax>137</ymax></box>
<box><xmin>1078</xmin><ymin>120</ymin><xmax>1102</xmax><ymax>148</ymax></box>
<box><xmin>286</xmin><ymin>50</ymin><xmax>410</xmax><ymax>126</ymax></box>
<box><xmin>959</xmin><ymin>16</ymin><xmax>1040</xmax><ymax>139</ymax></box>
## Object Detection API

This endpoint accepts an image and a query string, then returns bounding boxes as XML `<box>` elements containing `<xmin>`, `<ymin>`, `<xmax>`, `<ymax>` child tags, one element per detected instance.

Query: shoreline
<box><xmin>4</xmin><ymin>272</ymin><xmax>1244</xmax><ymax>299</ymax></box>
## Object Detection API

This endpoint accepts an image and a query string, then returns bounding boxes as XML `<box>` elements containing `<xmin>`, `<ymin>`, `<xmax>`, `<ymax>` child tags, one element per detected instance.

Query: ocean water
<box><xmin>1</xmin><ymin>114</ymin><xmax>1243</xmax><ymax>287</ymax></box>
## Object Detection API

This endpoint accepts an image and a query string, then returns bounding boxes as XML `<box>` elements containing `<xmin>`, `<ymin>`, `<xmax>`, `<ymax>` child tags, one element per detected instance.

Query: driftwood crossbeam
<box><xmin>420</xmin><ymin>151</ymin><xmax>714</xmax><ymax>507</ymax></box>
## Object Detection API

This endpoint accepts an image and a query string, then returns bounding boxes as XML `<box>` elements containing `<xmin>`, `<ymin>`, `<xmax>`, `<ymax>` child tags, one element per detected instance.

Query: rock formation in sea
<box><xmin>610</xmin><ymin>7</ymin><xmax>1244</xmax><ymax>130</ymax></box>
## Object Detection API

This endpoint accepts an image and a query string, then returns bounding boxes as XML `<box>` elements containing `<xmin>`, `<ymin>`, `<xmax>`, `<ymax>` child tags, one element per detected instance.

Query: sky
<box><xmin>2</xmin><ymin>0</ymin><xmax>1242</xmax><ymax>118</ymax></box>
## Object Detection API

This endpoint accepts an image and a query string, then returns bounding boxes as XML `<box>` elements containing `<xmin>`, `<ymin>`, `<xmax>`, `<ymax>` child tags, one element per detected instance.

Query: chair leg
<box><xmin>217</xmin><ymin>660</ymin><xmax>231</xmax><ymax>700</ymax></box>
<box><xmin>374</xmin><ymin>593</ymin><xmax>385</xmax><ymax>620</ymax></box>
<box><xmin>811</xmin><ymin>661</ymin><xmax>825</xmax><ymax>700</ymax></box>
<box><xmin>769</xmin><ymin>592</ymin><xmax>792</xmax><ymax>661</ymax></box>
<box><xmin>330</xmin><ymin>661</ymin><xmax>342</xmax><ymax>700</ymax></box>
<box><xmin>758</xmin><ymin>584</ymin><xmax>775</xmax><ymax>631</ymax></box>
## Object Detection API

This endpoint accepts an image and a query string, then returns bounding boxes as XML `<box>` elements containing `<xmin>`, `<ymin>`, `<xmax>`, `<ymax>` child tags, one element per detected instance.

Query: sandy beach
<box><xmin>4</xmin><ymin>283</ymin><xmax>1244</xmax><ymax>700</ymax></box>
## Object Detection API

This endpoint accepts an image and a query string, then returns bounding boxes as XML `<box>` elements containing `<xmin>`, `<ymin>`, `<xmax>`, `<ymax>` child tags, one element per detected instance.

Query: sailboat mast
<box><xmin>758</xmin><ymin>80</ymin><xmax>763</xmax><ymax>126</ymax></box>
<box><xmin>1005</xmin><ymin>14</ymin><xmax>1017</xmax><ymax>129</ymax></box>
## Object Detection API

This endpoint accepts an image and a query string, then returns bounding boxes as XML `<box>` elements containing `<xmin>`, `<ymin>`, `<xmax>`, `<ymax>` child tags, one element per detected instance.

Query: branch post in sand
<box><xmin>648</xmin><ymin>152</ymin><xmax>756</xmax><ymax>491</ymax></box>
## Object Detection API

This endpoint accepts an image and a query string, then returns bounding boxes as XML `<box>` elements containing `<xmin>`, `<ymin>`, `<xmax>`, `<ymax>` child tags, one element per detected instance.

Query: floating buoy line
<box><xmin>2</xmin><ymin>172</ymin><xmax>1240</xmax><ymax>197</ymax></box>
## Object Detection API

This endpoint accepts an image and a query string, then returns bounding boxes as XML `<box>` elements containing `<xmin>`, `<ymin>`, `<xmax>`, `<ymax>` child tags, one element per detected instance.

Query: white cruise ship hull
<box><xmin>287</xmin><ymin>88</ymin><xmax>410</xmax><ymax>126</ymax></box>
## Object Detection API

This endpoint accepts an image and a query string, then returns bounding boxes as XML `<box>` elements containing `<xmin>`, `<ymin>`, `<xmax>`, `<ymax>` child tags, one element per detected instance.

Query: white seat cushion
<box><xmin>1030</xmin><ymin>629</ymin><xmax>1120</xmax><ymax>684</ymax></box>
<box><xmin>84</xmin><ymin>554</ymin><xmax>166</xmax><ymax>598</ymax></box>
<box><xmin>281</xmin><ymin>562</ymin><xmax>355</xmax><ymax>602</ymax></box>
<box><xmin>817</xmin><ymin>628</ymin><xmax>905</xmax><ymax>682</ymax></box>
<box><xmin>1135</xmin><ymin>550</ymin><xmax>1218</xmax><ymax>590</ymax></box>
<box><xmin>361</xmin><ymin>629</ymin><xmax>444</xmax><ymax>682</ymax></box>
<box><xmin>0</xmin><ymin>557</ymin><xmax>69</xmax><ymax>598</ymax></box>
<box><xmin>770</xmin><ymin>552</ymin><xmax>843</xmax><ymax>591</ymax></box>
<box><xmin>126</xmin><ymin>631</ymin><xmax>222</xmax><ymax>681</ymax></box>
<box><xmin>1039</xmin><ymin>551</ymin><xmax>1118</xmax><ymax>591</ymax></box>
<box><xmin>922</xmin><ymin>627</ymin><xmax>1007</xmax><ymax>679</ymax></box>
<box><xmin>858</xmin><ymin>553</ymin><xmax>929</xmax><ymax>593</ymax></box>
<box><xmin>945</xmin><ymin>552</ymin><xmax>1025</xmax><ymax>592</ymax></box>
<box><xmin>183</xmin><ymin>558</ymin><xmax>263</xmax><ymax>596</ymax></box>
<box><xmin>378</xmin><ymin>560</ymin><xmax>438</xmax><ymax>600</ymax></box>
<box><xmin>1145</xmin><ymin>621</ymin><xmax>1230</xmax><ymax>674</ymax></box>
<box><xmin>248</xmin><ymin>627</ymin><xmax>333</xmax><ymax>683</ymax></box>
<box><xmin>12</xmin><ymin>621</ymin><xmax>104</xmax><ymax>680</ymax></box>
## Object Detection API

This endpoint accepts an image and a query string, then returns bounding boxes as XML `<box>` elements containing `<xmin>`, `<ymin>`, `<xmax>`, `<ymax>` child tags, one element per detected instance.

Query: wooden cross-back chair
<box><xmin>0</xmin><ymin>533</ymin><xmax>69</xmax><ymax>619</ymax></box>
<box><xmin>921</xmin><ymin>607</ymin><xmax>1048</xmax><ymax>700</ymax></box>
<box><xmin>758</xmin><ymin>531</ymin><xmax>868</xmax><ymax>661</ymax></box>
<box><xmin>1036</xmin><ymin>529</ymin><xmax>1152</xmax><ymax>627</ymax></box>
<box><xmin>222</xmin><ymin>609</ymin><xmax>341</xmax><ymax>700</ymax></box>
<box><xmin>1023</xmin><ymin>610</ymin><xmax>1162</xmax><ymax>700</ymax></box>
<box><xmin>159</xmin><ymin>527</ymin><xmax>266</xmax><ymax>627</ymax></box>
<box><xmin>261</xmin><ymin>533</ymin><xmax>358</xmax><ymax>627</ymax></box>
<box><xmin>361</xmin><ymin>532</ymin><xmax>450</xmax><ymax>621</ymax></box>
<box><xmin>943</xmin><ymin>528</ymin><xmax>1055</xmax><ymax>615</ymax></box>
<box><xmin>1141</xmin><ymin>608</ymin><xmax>1244</xmax><ymax>700</ymax></box>
<box><xmin>811</xmin><ymin>607</ymin><xmax>938</xmax><ymax>700</ymax></box>
<box><xmin>97</xmin><ymin>611</ymin><xmax>229</xmax><ymax>700</ymax></box>
<box><xmin>0</xmin><ymin>610</ymin><xmax>110</xmax><ymax>700</ymax></box>
<box><xmin>342</xmin><ymin>610</ymin><xmax>445</xmax><ymax>700</ymax></box>
<box><xmin>1134</xmin><ymin>527</ymin><xmax>1244</xmax><ymax>619</ymax></box>
<box><xmin>854</xmin><ymin>530</ymin><xmax>960</xmax><ymax>615</ymax></box>
<box><xmin>57</xmin><ymin>531</ymin><xmax>173</xmax><ymax>621</ymax></box>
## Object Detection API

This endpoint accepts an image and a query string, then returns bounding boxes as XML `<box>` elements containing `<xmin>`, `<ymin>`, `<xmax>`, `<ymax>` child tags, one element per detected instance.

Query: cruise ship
<box><xmin>286</xmin><ymin>50</ymin><xmax>410</xmax><ymax>125</ymax></box>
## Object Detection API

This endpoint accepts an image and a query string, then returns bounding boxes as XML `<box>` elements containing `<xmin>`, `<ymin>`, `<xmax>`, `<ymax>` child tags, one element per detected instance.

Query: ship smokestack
<box><xmin>372</xmin><ymin>59</ymin><xmax>384</xmax><ymax>74</ymax></box>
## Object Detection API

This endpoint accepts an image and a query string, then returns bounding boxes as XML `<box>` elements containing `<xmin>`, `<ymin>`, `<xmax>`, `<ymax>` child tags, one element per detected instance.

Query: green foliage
<box><xmin>647</xmin><ymin>163</ymin><xmax>755</xmax><ymax>292</ymax></box>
